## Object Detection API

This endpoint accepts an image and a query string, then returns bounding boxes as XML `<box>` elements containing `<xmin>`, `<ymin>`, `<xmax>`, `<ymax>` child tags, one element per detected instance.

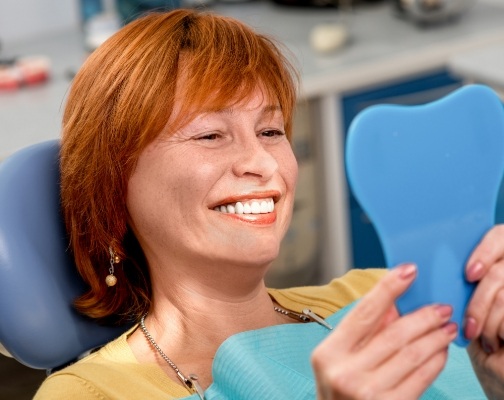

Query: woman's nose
<box><xmin>231</xmin><ymin>137</ymin><xmax>279</xmax><ymax>180</ymax></box>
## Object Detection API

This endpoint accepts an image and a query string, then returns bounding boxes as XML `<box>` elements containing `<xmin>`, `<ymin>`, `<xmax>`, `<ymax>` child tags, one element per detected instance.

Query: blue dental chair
<box><xmin>0</xmin><ymin>140</ymin><xmax>128</xmax><ymax>372</ymax></box>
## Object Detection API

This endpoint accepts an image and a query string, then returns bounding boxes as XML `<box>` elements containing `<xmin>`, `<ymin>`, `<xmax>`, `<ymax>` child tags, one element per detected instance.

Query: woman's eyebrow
<box><xmin>262</xmin><ymin>105</ymin><xmax>282</xmax><ymax>115</ymax></box>
<box><xmin>210</xmin><ymin>105</ymin><xmax>282</xmax><ymax>116</ymax></box>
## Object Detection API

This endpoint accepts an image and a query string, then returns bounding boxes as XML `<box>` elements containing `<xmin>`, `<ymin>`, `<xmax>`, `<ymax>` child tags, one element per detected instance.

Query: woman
<box><xmin>34</xmin><ymin>9</ymin><xmax>504</xmax><ymax>399</ymax></box>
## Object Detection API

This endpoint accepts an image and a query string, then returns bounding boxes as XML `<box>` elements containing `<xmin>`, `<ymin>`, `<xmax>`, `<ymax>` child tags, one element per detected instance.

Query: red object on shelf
<box><xmin>0</xmin><ymin>56</ymin><xmax>51</xmax><ymax>91</ymax></box>
<box><xmin>0</xmin><ymin>67</ymin><xmax>21</xmax><ymax>91</ymax></box>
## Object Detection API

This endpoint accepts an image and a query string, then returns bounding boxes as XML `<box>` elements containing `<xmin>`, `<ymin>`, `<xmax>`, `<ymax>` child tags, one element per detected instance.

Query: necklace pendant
<box><xmin>274</xmin><ymin>305</ymin><xmax>332</xmax><ymax>330</ymax></box>
<box><xmin>302</xmin><ymin>309</ymin><xmax>333</xmax><ymax>330</ymax></box>
<box><xmin>187</xmin><ymin>374</ymin><xmax>205</xmax><ymax>400</ymax></box>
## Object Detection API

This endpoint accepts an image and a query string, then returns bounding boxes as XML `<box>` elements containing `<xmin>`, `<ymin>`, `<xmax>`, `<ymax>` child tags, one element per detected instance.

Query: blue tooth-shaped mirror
<box><xmin>345</xmin><ymin>84</ymin><xmax>504</xmax><ymax>346</ymax></box>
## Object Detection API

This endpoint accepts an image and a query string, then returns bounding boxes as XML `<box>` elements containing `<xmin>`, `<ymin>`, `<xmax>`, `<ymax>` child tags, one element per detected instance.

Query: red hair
<box><xmin>60</xmin><ymin>9</ymin><xmax>299</xmax><ymax>324</ymax></box>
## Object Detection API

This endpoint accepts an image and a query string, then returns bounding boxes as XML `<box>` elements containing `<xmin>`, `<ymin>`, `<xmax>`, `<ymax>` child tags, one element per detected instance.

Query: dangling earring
<box><xmin>106</xmin><ymin>246</ymin><xmax>120</xmax><ymax>287</ymax></box>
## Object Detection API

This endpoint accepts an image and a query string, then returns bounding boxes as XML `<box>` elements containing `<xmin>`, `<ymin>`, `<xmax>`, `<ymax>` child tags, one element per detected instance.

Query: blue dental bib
<box><xmin>181</xmin><ymin>302</ymin><xmax>484</xmax><ymax>399</ymax></box>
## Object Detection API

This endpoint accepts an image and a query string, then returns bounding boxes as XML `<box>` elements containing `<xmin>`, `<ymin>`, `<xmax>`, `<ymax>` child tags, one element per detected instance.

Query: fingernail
<box><xmin>464</xmin><ymin>317</ymin><xmax>478</xmax><ymax>340</ymax></box>
<box><xmin>398</xmin><ymin>263</ymin><xmax>417</xmax><ymax>279</ymax></box>
<box><xmin>481</xmin><ymin>338</ymin><xmax>495</xmax><ymax>354</ymax></box>
<box><xmin>467</xmin><ymin>261</ymin><xmax>484</xmax><ymax>282</ymax></box>
<box><xmin>443</xmin><ymin>322</ymin><xmax>458</xmax><ymax>335</ymax></box>
<box><xmin>435</xmin><ymin>305</ymin><xmax>453</xmax><ymax>320</ymax></box>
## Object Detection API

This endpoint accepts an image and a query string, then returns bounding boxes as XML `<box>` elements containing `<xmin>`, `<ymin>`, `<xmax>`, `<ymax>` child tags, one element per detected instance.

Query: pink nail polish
<box><xmin>464</xmin><ymin>317</ymin><xmax>478</xmax><ymax>340</ymax></box>
<box><xmin>443</xmin><ymin>322</ymin><xmax>458</xmax><ymax>335</ymax></box>
<box><xmin>467</xmin><ymin>262</ymin><xmax>484</xmax><ymax>282</ymax></box>
<box><xmin>398</xmin><ymin>263</ymin><xmax>417</xmax><ymax>279</ymax></box>
<box><xmin>435</xmin><ymin>305</ymin><xmax>453</xmax><ymax>319</ymax></box>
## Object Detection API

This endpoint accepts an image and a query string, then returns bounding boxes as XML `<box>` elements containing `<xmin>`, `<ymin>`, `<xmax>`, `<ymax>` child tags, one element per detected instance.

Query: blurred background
<box><xmin>1</xmin><ymin>0</ymin><xmax>504</xmax><ymax>397</ymax></box>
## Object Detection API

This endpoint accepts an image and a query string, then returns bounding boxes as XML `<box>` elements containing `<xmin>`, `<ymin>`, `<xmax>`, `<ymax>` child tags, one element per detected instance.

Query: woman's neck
<box><xmin>152</xmin><ymin>274</ymin><xmax>284</xmax><ymax>346</ymax></box>
<box><xmin>128</xmin><ymin>267</ymin><xmax>287</xmax><ymax>390</ymax></box>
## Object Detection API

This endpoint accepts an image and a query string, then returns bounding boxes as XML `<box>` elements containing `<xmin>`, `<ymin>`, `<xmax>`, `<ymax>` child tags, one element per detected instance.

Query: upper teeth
<box><xmin>214</xmin><ymin>198</ymin><xmax>275</xmax><ymax>214</ymax></box>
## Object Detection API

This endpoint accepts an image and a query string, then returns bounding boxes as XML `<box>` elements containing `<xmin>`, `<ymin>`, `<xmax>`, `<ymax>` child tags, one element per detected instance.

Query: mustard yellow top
<box><xmin>34</xmin><ymin>268</ymin><xmax>385</xmax><ymax>400</ymax></box>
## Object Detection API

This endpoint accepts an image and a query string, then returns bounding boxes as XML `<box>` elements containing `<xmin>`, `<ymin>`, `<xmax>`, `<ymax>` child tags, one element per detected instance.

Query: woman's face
<box><xmin>126</xmin><ymin>87</ymin><xmax>298</xmax><ymax>271</ymax></box>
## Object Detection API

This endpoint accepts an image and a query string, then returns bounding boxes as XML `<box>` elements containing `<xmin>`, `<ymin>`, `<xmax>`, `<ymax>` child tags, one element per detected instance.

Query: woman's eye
<box><xmin>197</xmin><ymin>133</ymin><xmax>220</xmax><ymax>140</ymax></box>
<box><xmin>261</xmin><ymin>129</ymin><xmax>285</xmax><ymax>138</ymax></box>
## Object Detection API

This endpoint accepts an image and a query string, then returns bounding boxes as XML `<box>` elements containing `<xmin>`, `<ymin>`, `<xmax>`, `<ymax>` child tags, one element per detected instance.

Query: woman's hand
<box><xmin>311</xmin><ymin>264</ymin><xmax>457</xmax><ymax>400</ymax></box>
<box><xmin>464</xmin><ymin>225</ymin><xmax>504</xmax><ymax>399</ymax></box>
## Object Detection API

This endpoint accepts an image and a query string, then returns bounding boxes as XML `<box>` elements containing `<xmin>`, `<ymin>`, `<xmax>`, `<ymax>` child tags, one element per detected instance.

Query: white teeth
<box><xmin>260</xmin><ymin>200</ymin><xmax>269</xmax><ymax>213</ymax></box>
<box><xmin>250</xmin><ymin>201</ymin><xmax>261</xmax><ymax>214</ymax></box>
<box><xmin>214</xmin><ymin>198</ymin><xmax>275</xmax><ymax>215</ymax></box>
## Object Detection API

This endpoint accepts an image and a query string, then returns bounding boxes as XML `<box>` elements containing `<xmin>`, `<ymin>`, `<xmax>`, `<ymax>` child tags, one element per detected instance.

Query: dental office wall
<box><xmin>0</xmin><ymin>1</ymin><xmax>79</xmax><ymax>44</ymax></box>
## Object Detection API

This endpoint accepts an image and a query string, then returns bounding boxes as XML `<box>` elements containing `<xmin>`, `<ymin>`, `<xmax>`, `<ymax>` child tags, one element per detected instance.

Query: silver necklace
<box><xmin>139</xmin><ymin>307</ymin><xmax>332</xmax><ymax>400</ymax></box>
<box><xmin>140</xmin><ymin>313</ymin><xmax>205</xmax><ymax>399</ymax></box>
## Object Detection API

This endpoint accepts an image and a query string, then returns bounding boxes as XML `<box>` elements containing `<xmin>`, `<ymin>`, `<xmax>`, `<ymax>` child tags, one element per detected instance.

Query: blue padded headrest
<box><xmin>0</xmin><ymin>140</ymin><xmax>128</xmax><ymax>370</ymax></box>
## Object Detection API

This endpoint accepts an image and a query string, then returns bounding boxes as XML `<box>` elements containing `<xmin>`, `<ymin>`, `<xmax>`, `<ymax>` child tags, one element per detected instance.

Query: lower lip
<box><xmin>219</xmin><ymin>211</ymin><xmax>277</xmax><ymax>225</ymax></box>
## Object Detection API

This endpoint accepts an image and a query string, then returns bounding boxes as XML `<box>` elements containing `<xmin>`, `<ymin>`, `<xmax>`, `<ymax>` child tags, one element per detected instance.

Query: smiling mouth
<box><xmin>213</xmin><ymin>198</ymin><xmax>275</xmax><ymax>215</ymax></box>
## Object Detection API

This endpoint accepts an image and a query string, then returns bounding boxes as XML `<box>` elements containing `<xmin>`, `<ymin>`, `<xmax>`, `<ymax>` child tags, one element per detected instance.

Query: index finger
<box><xmin>332</xmin><ymin>263</ymin><xmax>417</xmax><ymax>350</ymax></box>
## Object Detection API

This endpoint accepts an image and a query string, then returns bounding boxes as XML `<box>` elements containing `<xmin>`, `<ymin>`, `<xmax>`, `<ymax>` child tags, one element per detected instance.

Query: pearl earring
<box><xmin>106</xmin><ymin>246</ymin><xmax>120</xmax><ymax>287</ymax></box>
